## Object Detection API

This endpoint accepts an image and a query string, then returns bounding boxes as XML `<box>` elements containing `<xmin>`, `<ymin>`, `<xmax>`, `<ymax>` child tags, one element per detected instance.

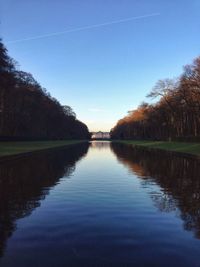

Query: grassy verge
<box><xmin>0</xmin><ymin>140</ymin><xmax>87</xmax><ymax>158</ymax></box>
<box><xmin>114</xmin><ymin>140</ymin><xmax>200</xmax><ymax>156</ymax></box>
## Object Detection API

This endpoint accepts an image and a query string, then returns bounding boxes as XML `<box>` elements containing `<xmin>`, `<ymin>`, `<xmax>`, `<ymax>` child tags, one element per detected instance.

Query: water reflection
<box><xmin>111</xmin><ymin>143</ymin><xmax>200</xmax><ymax>239</ymax></box>
<box><xmin>0</xmin><ymin>143</ymin><xmax>89</xmax><ymax>256</ymax></box>
<box><xmin>90</xmin><ymin>141</ymin><xmax>111</xmax><ymax>149</ymax></box>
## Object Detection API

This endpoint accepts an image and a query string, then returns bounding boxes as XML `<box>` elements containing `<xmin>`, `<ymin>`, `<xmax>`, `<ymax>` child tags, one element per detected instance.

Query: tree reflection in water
<box><xmin>111</xmin><ymin>143</ymin><xmax>200</xmax><ymax>239</ymax></box>
<box><xmin>0</xmin><ymin>143</ymin><xmax>89</xmax><ymax>256</ymax></box>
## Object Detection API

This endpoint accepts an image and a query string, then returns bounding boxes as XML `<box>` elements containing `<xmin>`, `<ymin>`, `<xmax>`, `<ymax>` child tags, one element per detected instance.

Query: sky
<box><xmin>0</xmin><ymin>0</ymin><xmax>200</xmax><ymax>132</ymax></box>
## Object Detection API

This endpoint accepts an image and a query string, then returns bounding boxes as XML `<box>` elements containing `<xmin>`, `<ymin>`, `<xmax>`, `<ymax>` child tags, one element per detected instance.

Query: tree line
<box><xmin>0</xmin><ymin>39</ymin><xmax>90</xmax><ymax>140</ymax></box>
<box><xmin>111</xmin><ymin>56</ymin><xmax>200</xmax><ymax>141</ymax></box>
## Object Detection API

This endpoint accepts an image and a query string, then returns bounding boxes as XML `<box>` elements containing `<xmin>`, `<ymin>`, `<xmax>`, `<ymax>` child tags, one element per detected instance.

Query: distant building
<box><xmin>91</xmin><ymin>131</ymin><xmax>110</xmax><ymax>139</ymax></box>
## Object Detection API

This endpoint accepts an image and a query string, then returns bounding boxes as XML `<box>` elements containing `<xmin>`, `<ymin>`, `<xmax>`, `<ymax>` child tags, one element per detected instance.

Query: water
<box><xmin>0</xmin><ymin>141</ymin><xmax>200</xmax><ymax>267</ymax></box>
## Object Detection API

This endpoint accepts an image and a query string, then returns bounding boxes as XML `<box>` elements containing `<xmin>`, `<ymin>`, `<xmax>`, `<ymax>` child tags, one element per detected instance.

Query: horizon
<box><xmin>1</xmin><ymin>0</ymin><xmax>200</xmax><ymax>131</ymax></box>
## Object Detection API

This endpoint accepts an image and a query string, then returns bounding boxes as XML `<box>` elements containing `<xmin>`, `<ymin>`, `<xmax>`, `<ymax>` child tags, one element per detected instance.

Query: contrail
<box><xmin>6</xmin><ymin>13</ymin><xmax>160</xmax><ymax>44</ymax></box>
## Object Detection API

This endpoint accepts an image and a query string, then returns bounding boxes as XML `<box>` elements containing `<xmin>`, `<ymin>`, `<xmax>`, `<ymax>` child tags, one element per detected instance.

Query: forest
<box><xmin>0</xmin><ymin>39</ymin><xmax>90</xmax><ymax>140</ymax></box>
<box><xmin>111</xmin><ymin>57</ymin><xmax>200</xmax><ymax>141</ymax></box>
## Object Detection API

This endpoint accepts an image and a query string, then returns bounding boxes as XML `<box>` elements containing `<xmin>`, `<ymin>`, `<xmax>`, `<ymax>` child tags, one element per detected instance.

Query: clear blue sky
<box><xmin>0</xmin><ymin>0</ymin><xmax>200</xmax><ymax>131</ymax></box>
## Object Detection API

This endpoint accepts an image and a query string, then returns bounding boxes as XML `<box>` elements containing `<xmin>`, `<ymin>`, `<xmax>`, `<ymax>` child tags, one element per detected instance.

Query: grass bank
<box><xmin>0</xmin><ymin>140</ymin><xmax>87</xmax><ymax>158</ymax></box>
<box><xmin>115</xmin><ymin>140</ymin><xmax>200</xmax><ymax>157</ymax></box>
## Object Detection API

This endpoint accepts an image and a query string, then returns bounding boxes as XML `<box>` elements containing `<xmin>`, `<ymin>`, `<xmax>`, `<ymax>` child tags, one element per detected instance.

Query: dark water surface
<box><xmin>0</xmin><ymin>141</ymin><xmax>200</xmax><ymax>267</ymax></box>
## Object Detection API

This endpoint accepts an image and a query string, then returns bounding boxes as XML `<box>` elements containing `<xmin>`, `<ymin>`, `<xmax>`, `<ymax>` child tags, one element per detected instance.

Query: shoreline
<box><xmin>0</xmin><ymin>140</ymin><xmax>88</xmax><ymax>162</ymax></box>
<box><xmin>113</xmin><ymin>140</ymin><xmax>200</xmax><ymax>160</ymax></box>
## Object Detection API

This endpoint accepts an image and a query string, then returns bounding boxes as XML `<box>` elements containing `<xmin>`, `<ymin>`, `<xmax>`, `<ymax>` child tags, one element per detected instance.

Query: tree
<box><xmin>0</xmin><ymin>39</ymin><xmax>90</xmax><ymax>140</ymax></box>
<box><xmin>111</xmin><ymin>56</ymin><xmax>200</xmax><ymax>142</ymax></box>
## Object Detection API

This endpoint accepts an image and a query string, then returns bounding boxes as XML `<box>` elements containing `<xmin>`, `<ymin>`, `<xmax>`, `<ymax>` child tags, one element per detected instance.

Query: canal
<box><xmin>0</xmin><ymin>141</ymin><xmax>200</xmax><ymax>266</ymax></box>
